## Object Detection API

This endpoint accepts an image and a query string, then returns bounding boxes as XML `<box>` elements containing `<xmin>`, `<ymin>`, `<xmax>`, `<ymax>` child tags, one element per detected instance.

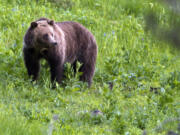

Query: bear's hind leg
<box><xmin>79</xmin><ymin>62</ymin><xmax>95</xmax><ymax>87</ymax></box>
<box><xmin>79</xmin><ymin>43</ymin><xmax>97</xmax><ymax>87</ymax></box>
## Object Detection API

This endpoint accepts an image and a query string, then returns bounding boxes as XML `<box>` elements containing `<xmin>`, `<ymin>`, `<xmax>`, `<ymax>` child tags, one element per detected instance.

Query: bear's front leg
<box><xmin>49</xmin><ymin>61</ymin><xmax>64</xmax><ymax>87</ymax></box>
<box><xmin>23</xmin><ymin>48</ymin><xmax>40</xmax><ymax>81</ymax></box>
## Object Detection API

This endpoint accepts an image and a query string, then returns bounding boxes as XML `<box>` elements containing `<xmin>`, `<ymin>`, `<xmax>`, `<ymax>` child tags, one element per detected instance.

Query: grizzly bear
<box><xmin>23</xmin><ymin>18</ymin><xmax>97</xmax><ymax>87</ymax></box>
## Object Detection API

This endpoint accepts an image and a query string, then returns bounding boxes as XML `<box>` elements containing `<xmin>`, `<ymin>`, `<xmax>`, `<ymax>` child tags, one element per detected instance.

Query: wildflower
<box><xmin>91</xmin><ymin>109</ymin><xmax>103</xmax><ymax>116</ymax></box>
<box><xmin>12</xmin><ymin>8</ymin><xmax>17</xmax><ymax>12</ymax></box>
<box><xmin>53</xmin><ymin>114</ymin><xmax>59</xmax><ymax>121</ymax></box>
<box><xmin>13</xmin><ymin>43</ymin><xmax>17</xmax><ymax>48</ymax></box>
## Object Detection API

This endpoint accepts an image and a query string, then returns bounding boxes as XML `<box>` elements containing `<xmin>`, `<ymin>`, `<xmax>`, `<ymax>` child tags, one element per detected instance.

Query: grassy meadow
<box><xmin>0</xmin><ymin>0</ymin><xmax>179</xmax><ymax>134</ymax></box>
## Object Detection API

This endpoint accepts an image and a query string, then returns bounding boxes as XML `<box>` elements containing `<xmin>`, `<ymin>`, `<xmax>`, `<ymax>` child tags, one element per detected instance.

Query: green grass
<box><xmin>0</xmin><ymin>0</ymin><xmax>179</xmax><ymax>134</ymax></box>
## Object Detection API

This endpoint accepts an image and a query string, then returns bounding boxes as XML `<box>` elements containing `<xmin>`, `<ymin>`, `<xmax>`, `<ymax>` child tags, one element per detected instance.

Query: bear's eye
<box><xmin>43</xmin><ymin>34</ymin><xmax>48</xmax><ymax>40</ymax></box>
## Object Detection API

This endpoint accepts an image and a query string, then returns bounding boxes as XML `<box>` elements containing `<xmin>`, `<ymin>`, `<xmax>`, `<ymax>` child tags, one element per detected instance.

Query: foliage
<box><xmin>0</xmin><ymin>0</ymin><xmax>179</xmax><ymax>134</ymax></box>
<box><xmin>144</xmin><ymin>0</ymin><xmax>180</xmax><ymax>48</ymax></box>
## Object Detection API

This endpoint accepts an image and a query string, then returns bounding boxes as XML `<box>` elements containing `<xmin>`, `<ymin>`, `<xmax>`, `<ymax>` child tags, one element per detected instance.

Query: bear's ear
<box><xmin>48</xmin><ymin>20</ymin><xmax>55</xmax><ymax>26</ymax></box>
<box><xmin>30</xmin><ymin>22</ymin><xmax>38</xmax><ymax>29</ymax></box>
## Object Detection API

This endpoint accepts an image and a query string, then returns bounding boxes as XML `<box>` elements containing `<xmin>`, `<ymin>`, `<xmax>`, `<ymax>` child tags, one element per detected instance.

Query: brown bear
<box><xmin>23</xmin><ymin>18</ymin><xmax>97</xmax><ymax>87</ymax></box>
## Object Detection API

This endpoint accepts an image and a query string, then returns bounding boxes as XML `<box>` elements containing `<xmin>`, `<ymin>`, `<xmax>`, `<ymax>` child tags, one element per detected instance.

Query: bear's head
<box><xmin>30</xmin><ymin>19</ymin><xmax>58</xmax><ymax>53</ymax></box>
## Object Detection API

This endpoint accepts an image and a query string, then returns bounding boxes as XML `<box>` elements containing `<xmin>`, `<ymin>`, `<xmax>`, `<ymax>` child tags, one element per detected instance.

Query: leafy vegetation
<box><xmin>0</xmin><ymin>0</ymin><xmax>179</xmax><ymax>134</ymax></box>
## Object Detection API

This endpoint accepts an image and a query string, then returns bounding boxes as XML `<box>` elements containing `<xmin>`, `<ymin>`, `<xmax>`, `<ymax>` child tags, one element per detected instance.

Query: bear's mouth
<box><xmin>40</xmin><ymin>48</ymin><xmax>48</xmax><ymax>55</ymax></box>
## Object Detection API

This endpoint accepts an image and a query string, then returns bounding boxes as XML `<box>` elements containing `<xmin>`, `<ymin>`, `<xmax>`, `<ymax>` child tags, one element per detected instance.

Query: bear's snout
<box><xmin>52</xmin><ymin>42</ymin><xmax>57</xmax><ymax>46</ymax></box>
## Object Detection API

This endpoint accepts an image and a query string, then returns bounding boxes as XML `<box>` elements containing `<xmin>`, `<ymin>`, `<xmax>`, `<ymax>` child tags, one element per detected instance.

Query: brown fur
<box><xmin>23</xmin><ymin>18</ymin><xmax>97</xmax><ymax>87</ymax></box>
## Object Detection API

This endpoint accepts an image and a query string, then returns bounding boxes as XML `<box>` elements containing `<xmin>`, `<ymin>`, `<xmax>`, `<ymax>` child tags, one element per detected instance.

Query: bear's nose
<box><xmin>52</xmin><ymin>42</ymin><xmax>57</xmax><ymax>46</ymax></box>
